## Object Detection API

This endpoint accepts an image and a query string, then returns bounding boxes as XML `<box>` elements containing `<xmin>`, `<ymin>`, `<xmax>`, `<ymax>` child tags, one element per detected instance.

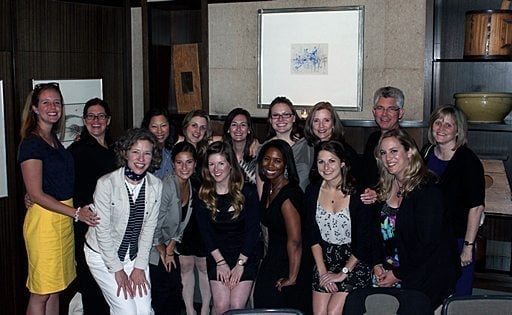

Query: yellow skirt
<box><xmin>23</xmin><ymin>199</ymin><xmax>76</xmax><ymax>294</ymax></box>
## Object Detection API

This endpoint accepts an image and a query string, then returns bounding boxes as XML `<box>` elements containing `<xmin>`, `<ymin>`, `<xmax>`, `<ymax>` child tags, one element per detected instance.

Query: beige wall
<box><xmin>208</xmin><ymin>0</ymin><xmax>426</xmax><ymax>120</ymax></box>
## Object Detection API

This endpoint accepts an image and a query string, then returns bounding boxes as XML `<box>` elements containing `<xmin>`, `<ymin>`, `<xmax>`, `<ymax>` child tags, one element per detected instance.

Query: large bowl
<box><xmin>453</xmin><ymin>92</ymin><xmax>512</xmax><ymax>123</ymax></box>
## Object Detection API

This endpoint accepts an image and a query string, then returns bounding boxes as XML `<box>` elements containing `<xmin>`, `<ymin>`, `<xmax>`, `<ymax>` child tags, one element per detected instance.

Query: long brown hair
<box><xmin>199</xmin><ymin>141</ymin><xmax>245</xmax><ymax>220</ymax></box>
<box><xmin>20</xmin><ymin>83</ymin><xmax>65</xmax><ymax>140</ymax></box>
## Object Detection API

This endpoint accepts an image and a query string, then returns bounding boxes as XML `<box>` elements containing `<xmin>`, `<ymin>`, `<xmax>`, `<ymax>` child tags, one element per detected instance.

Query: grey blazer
<box><xmin>149</xmin><ymin>174</ymin><xmax>182</xmax><ymax>266</ymax></box>
<box><xmin>86</xmin><ymin>167</ymin><xmax>162</xmax><ymax>273</ymax></box>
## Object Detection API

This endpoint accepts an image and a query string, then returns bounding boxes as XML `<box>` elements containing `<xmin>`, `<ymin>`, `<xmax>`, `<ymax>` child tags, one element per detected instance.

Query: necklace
<box><xmin>395</xmin><ymin>179</ymin><xmax>405</xmax><ymax>198</ymax></box>
<box><xmin>270</xmin><ymin>178</ymin><xmax>287</xmax><ymax>195</ymax></box>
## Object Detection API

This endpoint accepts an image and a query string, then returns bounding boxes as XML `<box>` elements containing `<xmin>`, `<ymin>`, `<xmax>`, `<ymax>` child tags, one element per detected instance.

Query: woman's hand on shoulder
<box><xmin>77</xmin><ymin>204</ymin><xmax>100</xmax><ymax>226</ymax></box>
<box><xmin>249</xmin><ymin>139</ymin><xmax>261</xmax><ymax>158</ymax></box>
<box><xmin>360</xmin><ymin>188</ymin><xmax>377</xmax><ymax>205</ymax></box>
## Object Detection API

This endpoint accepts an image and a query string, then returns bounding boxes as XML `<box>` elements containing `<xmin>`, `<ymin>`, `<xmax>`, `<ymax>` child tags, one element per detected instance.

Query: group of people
<box><xmin>18</xmin><ymin>83</ymin><xmax>485</xmax><ymax>315</ymax></box>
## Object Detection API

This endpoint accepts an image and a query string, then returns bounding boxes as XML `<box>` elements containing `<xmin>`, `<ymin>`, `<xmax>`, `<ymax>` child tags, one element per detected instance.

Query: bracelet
<box><xmin>216</xmin><ymin>262</ymin><xmax>227</xmax><ymax>266</ymax></box>
<box><xmin>74</xmin><ymin>207</ymin><xmax>81</xmax><ymax>222</ymax></box>
<box><xmin>216</xmin><ymin>259</ymin><xmax>225</xmax><ymax>265</ymax></box>
<box><xmin>464</xmin><ymin>240</ymin><xmax>475</xmax><ymax>247</ymax></box>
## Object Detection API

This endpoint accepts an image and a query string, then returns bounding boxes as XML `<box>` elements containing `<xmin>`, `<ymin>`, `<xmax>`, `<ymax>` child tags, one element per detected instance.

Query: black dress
<box><xmin>196</xmin><ymin>184</ymin><xmax>261</xmax><ymax>281</ymax></box>
<box><xmin>253</xmin><ymin>183</ymin><xmax>312</xmax><ymax>313</ymax></box>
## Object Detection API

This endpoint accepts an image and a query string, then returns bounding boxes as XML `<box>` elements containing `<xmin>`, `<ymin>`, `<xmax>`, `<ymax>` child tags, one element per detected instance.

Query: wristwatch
<box><xmin>464</xmin><ymin>240</ymin><xmax>475</xmax><ymax>247</ymax></box>
<box><xmin>237</xmin><ymin>259</ymin><xmax>245</xmax><ymax>266</ymax></box>
<box><xmin>342</xmin><ymin>267</ymin><xmax>350</xmax><ymax>275</ymax></box>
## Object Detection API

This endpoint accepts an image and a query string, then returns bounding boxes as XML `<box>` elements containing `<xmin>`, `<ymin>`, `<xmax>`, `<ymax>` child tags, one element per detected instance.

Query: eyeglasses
<box><xmin>271</xmin><ymin>112</ymin><xmax>294</xmax><ymax>120</ymax></box>
<box><xmin>373</xmin><ymin>105</ymin><xmax>401</xmax><ymax>113</ymax></box>
<box><xmin>34</xmin><ymin>82</ymin><xmax>60</xmax><ymax>92</ymax></box>
<box><xmin>84</xmin><ymin>113</ymin><xmax>109</xmax><ymax>121</ymax></box>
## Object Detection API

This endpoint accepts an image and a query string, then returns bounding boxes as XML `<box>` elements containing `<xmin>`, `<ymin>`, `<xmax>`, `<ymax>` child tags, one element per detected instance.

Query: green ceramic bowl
<box><xmin>454</xmin><ymin>92</ymin><xmax>512</xmax><ymax>123</ymax></box>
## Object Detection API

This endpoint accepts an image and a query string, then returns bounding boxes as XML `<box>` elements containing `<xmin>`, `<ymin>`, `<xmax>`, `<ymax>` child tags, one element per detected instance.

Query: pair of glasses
<box><xmin>374</xmin><ymin>105</ymin><xmax>401</xmax><ymax>113</ymax></box>
<box><xmin>34</xmin><ymin>82</ymin><xmax>60</xmax><ymax>91</ymax></box>
<box><xmin>84</xmin><ymin>113</ymin><xmax>109</xmax><ymax>121</ymax></box>
<box><xmin>271</xmin><ymin>112</ymin><xmax>294</xmax><ymax>120</ymax></box>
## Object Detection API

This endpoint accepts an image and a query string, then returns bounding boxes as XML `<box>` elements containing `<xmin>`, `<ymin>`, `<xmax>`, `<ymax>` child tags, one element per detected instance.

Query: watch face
<box><xmin>342</xmin><ymin>267</ymin><xmax>349</xmax><ymax>274</ymax></box>
<box><xmin>237</xmin><ymin>259</ymin><xmax>244</xmax><ymax>266</ymax></box>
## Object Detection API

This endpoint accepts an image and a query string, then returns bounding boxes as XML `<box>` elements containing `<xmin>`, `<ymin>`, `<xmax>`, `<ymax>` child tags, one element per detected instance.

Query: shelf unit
<box><xmin>427</xmin><ymin>0</ymin><xmax>512</xmax><ymax>180</ymax></box>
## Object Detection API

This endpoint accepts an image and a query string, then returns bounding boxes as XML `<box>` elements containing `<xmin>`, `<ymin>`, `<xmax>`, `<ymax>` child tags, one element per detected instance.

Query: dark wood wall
<box><xmin>0</xmin><ymin>0</ymin><xmax>133</xmax><ymax>313</ymax></box>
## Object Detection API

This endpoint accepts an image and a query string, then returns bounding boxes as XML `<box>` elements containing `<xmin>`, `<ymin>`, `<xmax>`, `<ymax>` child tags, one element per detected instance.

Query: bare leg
<box><xmin>180</xmin><ymin>255</ymin><xmax>197</xmax><ymax>315</ymax></box>
<box><xmin>326</xmin><ymin>292</ymin><xmax>347</xmax><ymax>315</ymax></box>
<box><xmin>26</xmin><ymin>293</ymin><xmax>59</xmax><ymax>315</ymax></box>
<box><xmin>210</xmin><ymin>281</ymin><xmax>230</xmax><ymax>315</ymax></box>
<box><xmin>229</xmin><ymin>281</ymin><xmax>253</xmax><ymax>310</ymax></box>
<box><xmin>313</xmin><ymin>291</ymin><xmax>331</xmax><ymax>315</ymax></box>
<box><xmin>195</xmin><ymin>256</ymin><xmax>211</xmax><ymax>315</ymax></box>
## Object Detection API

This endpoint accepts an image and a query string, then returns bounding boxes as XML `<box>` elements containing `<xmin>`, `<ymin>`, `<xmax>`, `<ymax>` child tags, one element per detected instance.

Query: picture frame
<box><xmin>0</xmin><ymin>81</ymin><xmax>7</xmax><ymax>198</ymax></box>
<box><xmin>258</xmin><ymin>6</ymin><xmax>364</xmax><ymax>110</ymax></box>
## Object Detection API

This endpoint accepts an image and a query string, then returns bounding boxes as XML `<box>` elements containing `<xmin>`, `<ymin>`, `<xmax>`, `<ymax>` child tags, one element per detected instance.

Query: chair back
<box><xmin>441</xmin><ymin>295</ymin><xmax>512</xmax><ymax>315</ymax></box>
<box><xmin>223</xmin><ymin>309</ymin><xmax>304</xmax><ymax>315</ymax></box>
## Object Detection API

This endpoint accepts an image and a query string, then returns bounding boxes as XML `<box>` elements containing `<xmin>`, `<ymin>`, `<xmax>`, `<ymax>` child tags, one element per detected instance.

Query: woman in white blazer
<box><xmin>85</xmin><ymin>128</ymin><xmax>163</xmax><ymax>315</ymax></box>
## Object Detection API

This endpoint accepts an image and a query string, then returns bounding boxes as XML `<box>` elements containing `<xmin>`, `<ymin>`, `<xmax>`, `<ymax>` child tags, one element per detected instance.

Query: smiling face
<box><xmin>261</xmin><ymin>147</ymin><xmax>286</xmax><ymax>183</ymax></box>
<box><xmin>148</xmin><ymin>115</ymin><xmax>170</xmax><ymax>144</ymax></box>
<box><xmin>83</xmin><ymin>104</ymin><xmax>110</xmax><ymax>140</ymax></box>
<box><xmin>432</xmin><ymin>114</ymin><xmax>457</xmax><ymax>147</ymax></box>
<box><xmin>228</xmin><ymin>114</ymin><xmax>249</xmax><ymax>143</ymax></box>
<box><xmin>33</xmin><ymin>89</ymin><xmax>62</xmax><ymax>127</ymax></box>
<box><xmin>270</xmin><ymin>102</ymin><xmax>295</xmax><ymax>135</ymax></box>
<box><xmin>184</xmin><ymin>116</ymin><xmax>208</xmax><ymax>145</ymax></box>
<box><xmin>126</xmin><ymin>139</ymin><xmax>154</xmax><ymax>175</ymax></box>
<box><xmin>312</xmin><ymin>109</ymin><xmax>334</xmax><ymax>141</ymax></box>
<box><xmin>208</xmin><ymin>153</ymin><xmax>232</xmax><ymax>186</ymax></box>
<box><xmin>173</xmin><ymin>151</ymin><xmax>196</xmax><ymax>182</ymax></box>
<box><xmin>379</xmin><ymin>136</ymin><xmax>412</xmax><ymax>180</ymax></box>
<box><xmin>317</xmin><ymin>150</ymin><xmax>343</xmax><ymax>182</ymax></box>
<box><xmin>373</xmin><ymin>97</ymin><xmax>404</xmax><ymax>132</ymax></box>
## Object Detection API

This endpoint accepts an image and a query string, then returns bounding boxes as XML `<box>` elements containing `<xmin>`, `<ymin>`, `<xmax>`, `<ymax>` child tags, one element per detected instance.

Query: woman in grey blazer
<box><xmin>85</xmin><ymin>128</ymin><xmax>162</xmax><ymax>315</ymax></box>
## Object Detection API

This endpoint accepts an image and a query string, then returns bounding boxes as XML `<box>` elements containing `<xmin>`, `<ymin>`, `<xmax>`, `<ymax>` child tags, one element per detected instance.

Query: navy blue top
<box><xmin>18</xmin><ymin>134</ymin><xmax>75</xmax><ymax>200</ymax></box>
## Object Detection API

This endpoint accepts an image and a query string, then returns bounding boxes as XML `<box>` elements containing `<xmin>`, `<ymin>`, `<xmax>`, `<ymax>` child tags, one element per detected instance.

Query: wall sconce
<box><xmin>300</xmin><ymin>109</ymin><xmax>309</xmax><ymax>119</ymax></box>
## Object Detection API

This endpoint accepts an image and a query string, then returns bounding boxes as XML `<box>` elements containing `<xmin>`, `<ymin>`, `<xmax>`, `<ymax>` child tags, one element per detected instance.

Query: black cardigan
<box><xmin>304</xmin><ymin>180</ymin><xmax>380</xmax><ymax>266</ymax></box>
<box><xmin>421</xmin><ymin>144</ymin><xmax>485</xmax><ymax>238</ymax></box>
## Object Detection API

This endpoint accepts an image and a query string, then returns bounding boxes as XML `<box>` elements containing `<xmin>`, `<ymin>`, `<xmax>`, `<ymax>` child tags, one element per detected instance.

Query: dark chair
<box><xmin>223</xmin><ymin>309</ymin><xmax>304</xmax><ymax>315</ymax></box>
<box><xmin>441</xmin><ymin>295</ymin><xmax>512</xmax><ymax>315</ymax></box>
<box><xmin>344</xmin><ymin>287</ymin><xmax>433</xmax><ymax>315</ymax></box>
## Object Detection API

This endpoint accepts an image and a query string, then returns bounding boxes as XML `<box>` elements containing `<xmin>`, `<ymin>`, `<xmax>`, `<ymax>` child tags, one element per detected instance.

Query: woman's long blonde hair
<box><xmin>375</xmin><ymin>129</ymin><xmax>428</xmax><ymax>201</ymax></box>
<box><xmin>199</xmin><ymin>141</ymin><xmax>245</xmax><ymax>220</ymax></box>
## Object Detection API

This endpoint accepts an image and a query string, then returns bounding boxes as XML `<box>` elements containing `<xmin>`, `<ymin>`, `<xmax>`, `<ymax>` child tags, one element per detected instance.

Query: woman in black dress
<box><xmin>196</xmin><ymin>141</ymin><xmax>261</xmax><ymax>315</ymax></box>
<box><xmin>253</xmin><ymin>139</ymin><xmax>311</xmax><ymax>313</ymax></box>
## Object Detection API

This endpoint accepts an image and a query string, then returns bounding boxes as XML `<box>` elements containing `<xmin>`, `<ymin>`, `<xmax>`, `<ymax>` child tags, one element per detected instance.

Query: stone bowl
<box><xmin>453</xmin><ymin>92</ymin><xmax>512</xmax><ymax>123</ymax></box>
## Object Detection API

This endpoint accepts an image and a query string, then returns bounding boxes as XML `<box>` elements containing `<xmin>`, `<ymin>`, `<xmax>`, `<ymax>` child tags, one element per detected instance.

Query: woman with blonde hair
<box><xmin>196</xmin><ymin>141</ymin><xmax>261</xmax><ymax>315</ymax></box>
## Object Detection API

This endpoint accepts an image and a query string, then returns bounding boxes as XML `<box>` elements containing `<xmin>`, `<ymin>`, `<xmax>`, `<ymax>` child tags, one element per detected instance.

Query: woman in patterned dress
<box><xmin>305</xmin><ymin>141</ymin><xmax>377</xmax><ymax>315</ymax></box>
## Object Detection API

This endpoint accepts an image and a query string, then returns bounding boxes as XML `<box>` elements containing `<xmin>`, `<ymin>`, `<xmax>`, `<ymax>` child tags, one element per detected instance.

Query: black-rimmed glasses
<box><xmin>84</xmin><ymin>113</ymin><xmax>109</xmax><ymax>121</ymax></box>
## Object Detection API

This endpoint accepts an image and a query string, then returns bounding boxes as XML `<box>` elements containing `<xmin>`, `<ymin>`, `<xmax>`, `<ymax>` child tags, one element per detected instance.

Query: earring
<box><xmin>34</xmin><ymin>110</ymin><xmax>39</xmax><ymax>115</ymax></box>
<box><xmin>284</xmin><ymin>168</ymin><xmax>288</xmax><ymax>178</ymax></box>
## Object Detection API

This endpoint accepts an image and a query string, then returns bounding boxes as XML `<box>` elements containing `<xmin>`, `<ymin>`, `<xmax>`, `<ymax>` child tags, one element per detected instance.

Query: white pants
<box><xmin>85</xmin><ymin>245</ymin><xmax>153</xmax><ymax>315</ymax></box>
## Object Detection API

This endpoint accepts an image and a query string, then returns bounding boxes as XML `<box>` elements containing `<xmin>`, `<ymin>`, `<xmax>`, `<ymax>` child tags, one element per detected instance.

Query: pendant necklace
<box><xmin>395</xmin><ymin>179</ymin><xmax>405</xmax><ymax>198</ymax></box>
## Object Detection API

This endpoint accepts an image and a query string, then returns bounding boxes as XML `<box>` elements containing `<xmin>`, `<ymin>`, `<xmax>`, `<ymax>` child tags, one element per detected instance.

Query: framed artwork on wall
<box><xmin>258</xmin><ymin>6</ymin><xmax>364</xmax><ymax>110</ymax></box>
<box><xmin>33</xmin><ymin>79</ymin><xmax>103</xmax><ymax>148</ymax></box>
<box><xmin>0</xmin><ymin>81</ymin><xmax>7</xmax><ymax>198</ymax></box>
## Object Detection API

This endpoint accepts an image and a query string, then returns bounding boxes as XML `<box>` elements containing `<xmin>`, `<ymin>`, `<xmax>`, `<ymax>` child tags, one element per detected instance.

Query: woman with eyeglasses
<box><xmin>196</xmin><ymin>141</ymin><xmax>261</xmax><ymax>315</ymax></box>
<box><xmin>141</xmin><ymin>107</ymin><xmax>177</xmax><ymax>179</ymax></box>
<box><xmin>18</xmin><ymin>83</ymin><xmax>99</xmax><ymax>314</ymax></box>
<box><xmin>259</xmin><ymin>96</ymin><xmax>313</xmax><ymax>193</ymax></box>
<box><xmin>68</xmin><ymin>97</ymin><xmax>116</xmax><ymax>314</ymax></box>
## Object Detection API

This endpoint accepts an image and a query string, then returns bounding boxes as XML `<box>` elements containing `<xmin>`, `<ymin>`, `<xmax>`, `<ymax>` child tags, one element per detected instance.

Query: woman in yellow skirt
<box><xmin>18</xmin><ymin>82</ymin><xmax>99</xmax><ymax>315</ymax></box>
